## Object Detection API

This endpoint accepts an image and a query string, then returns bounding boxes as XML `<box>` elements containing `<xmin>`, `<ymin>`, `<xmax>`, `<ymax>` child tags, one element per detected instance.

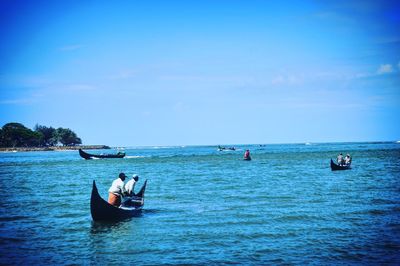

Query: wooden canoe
<box><xmin>79</xmin><ymin>149</ymin><xmax>125</xmax><ymax>159</ymax></box>
<box><xmin>330</xmin><ymin>159</ymin><xmax>351</xmax><ymax>171</ymax></box>
<box><xmin>90</xmin><ymin>180</ymin><xmax>147</xmax><ymax>221</ymax></box>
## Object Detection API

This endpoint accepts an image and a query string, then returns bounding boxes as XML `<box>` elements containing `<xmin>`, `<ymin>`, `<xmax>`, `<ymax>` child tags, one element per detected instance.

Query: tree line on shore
<box><xmin>0</xmin><ymin>123</ymin><xmax>82</xmax><ymax>148</ymax></box>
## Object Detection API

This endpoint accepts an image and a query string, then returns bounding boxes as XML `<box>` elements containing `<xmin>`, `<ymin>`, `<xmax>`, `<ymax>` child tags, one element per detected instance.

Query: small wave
<box><xmin>125</xmin><ymin>155</ymin><xmax>146</xmax><ymax>159</ymax></box>
<box><xmin>0</xmin><ymin>215</ymin><xmax>30</xmax><ymax>222</ymax></box>
<box><xmin>341</xmin><ymin>208</ymin><xmax>389</xmax><ymax>216</ymax></box>
<box><xmin>0</xmin><ymin>236</ymin><xmax>25</xmax><ymax>244</ymax></box>
<box><xmin>304</xmin><ymin>142</ymin><xmax>316</xmax><ymax>145</ymax></box>
<box><xmin>151</xmin><ymin>146</ymin><xmax>177</xmax><ymax>149</ymax></box>
<box><xmin>275</xmin><ymin>214</ymin><xmax>320</xmax><ymax>222</ymax></box>
<box><xmin>54</xmin><ymin>212</ymin><xmax>83</xmax><ymax>219</ymax></box>
<box><xmin>371</xmin><ymin>198</ymin><xmax>397</xmax><ymax>205</ymax></box>
<box><xmin>368</xmin><ymin>209</ymin><xmax>387</xmax><ymax>215</ymax></box>
<box><xmin>142</xmin><ymin>209</ymin><xmax>162</xmax><ymax>214</ymax></box>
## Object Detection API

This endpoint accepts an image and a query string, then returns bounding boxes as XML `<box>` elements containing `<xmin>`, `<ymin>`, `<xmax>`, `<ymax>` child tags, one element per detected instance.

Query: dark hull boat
<box><xmin>217</xmin><ymin>146</ymin><xmax>236</xmax><ymax>151</ymax></box>
<box><xmin>79</xmin><ymin>149</ymin><xmax>125</xmax><ymax>160</ymax></box>
<box><xmin>244</xmin><ymin>156</ymin><xmax>252</xmax><ymax>161</ymax></box>
<box><xmin>90</xmin><ymin>180</ymin><xmax>147</xmax><ymax>221</ymax></box>
<box><xmin>330</xmin><ymin>159</ymin><xmax>351</xmax><ymax>171</ymax></box>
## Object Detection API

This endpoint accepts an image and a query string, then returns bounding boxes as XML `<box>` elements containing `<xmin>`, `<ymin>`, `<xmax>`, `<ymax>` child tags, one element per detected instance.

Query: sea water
<box><xmin>0</xmin><ymin>142</ymin><xmax>399</xmax><ymax>265</ymax></box>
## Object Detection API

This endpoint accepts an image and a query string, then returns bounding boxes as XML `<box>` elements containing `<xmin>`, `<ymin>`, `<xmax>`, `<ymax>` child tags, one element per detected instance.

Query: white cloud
<box><xmin>172</xmin><ymin>101</ymin><xmax>186</xmax><ymax>112</ymax></box>
<box><xmin>314</xmin><ymin>11</ymin><xmax>355</xmax><ymax>24</ymax></box>
<box><xmin>108</xmin><ymin>70</ymin><xmax>137</xmax><ymax>80</ymax></box>
<box><xmin>0</xmin><ymin>98</ymin><xmax>35</xmax><ymax>105</ymax></box>
<box><xmin>60</xmin><ymin>84</ymin><xmax>96</xmax><ymax>91</ymax></box>
<box><xmin>0</xmin><ymin>74</ymin><xmax>53</xmax><ymax>87</ymax></box>
<box><xmin>141</xmin><ymin>111</ymin><xmax>151</xmax><ymax>117</ymax></box>
<box><xmin>377</xmin><ymin>64</ymin><xmax>393</xmax><ymax>74</ymax></box>
<box><xmin>353</xmin><ymin>72</ymin><xmax>371</xmax><ymax>79</ymax></box>
<box><xmin>375</xmin><ymin>37</ymin><xmax>400</xmax><ymax>45</ymax></box>
<box><xmin>271</xmin><ymin>74</ymin><xmax>304</xmax><ymax>85</ymax></box>
<box><xmin>287</xmin><ymin>75</ymin><xmax>303</xmax><ymax>84</ymax></box>
<box><xmin>271</xmin><ymin>75</ymin><xmax>285</xmax><ymax>85</ymax></box>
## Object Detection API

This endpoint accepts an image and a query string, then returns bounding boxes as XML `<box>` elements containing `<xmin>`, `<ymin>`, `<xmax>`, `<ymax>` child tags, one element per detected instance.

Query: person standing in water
<box><xmin>244</xmin><ymin>149</ymin><xmax>251</xmax><ymax>160</ymax></box>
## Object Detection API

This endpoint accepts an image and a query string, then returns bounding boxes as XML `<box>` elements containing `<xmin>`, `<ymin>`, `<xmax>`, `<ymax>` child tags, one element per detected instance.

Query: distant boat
<box><xmin>79</xmin><ymin>149</ymin><xmax>125</xmax><ymax>160</ymax></box>
<box><xmin>90</xmin><ymin>180</ymin><xmax>147</xmax><ymax>221</ymax></box>
<box><xmin>243</xmin><ymin>156</ymin><xmax>251</xmax><ymax>161</ymax></box>
<box><xmin>330</xmin><ymin>159</ymin><xmax>351</xmax><ymax>171</ymax></box>
<box><xmin>217</xmin><ymin>146</ymin><xmax>236</xmax><ymax>151</ymax></box>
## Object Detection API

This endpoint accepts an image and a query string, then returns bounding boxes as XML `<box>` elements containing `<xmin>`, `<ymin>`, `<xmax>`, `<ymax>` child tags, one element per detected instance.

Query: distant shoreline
<box><xmin>0</xmin><ymin>145</ymin><xmax>111</xmax><ymax>152</ymax></box>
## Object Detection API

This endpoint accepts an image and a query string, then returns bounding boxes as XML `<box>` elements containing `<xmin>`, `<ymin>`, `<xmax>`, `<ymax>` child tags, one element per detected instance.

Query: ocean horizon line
<box><xmin>111</xmin><ymin>140</ymin><xmax>399</xmax><ymax>149</ymax></box>
<box><xmin>2</xmin><ymin>140</ymin><xmax>397</xmax><ymax>153</ymax></box>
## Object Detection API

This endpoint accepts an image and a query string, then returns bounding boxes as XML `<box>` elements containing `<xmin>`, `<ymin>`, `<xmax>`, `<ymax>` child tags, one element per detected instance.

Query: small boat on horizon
<box><xmin>90</xmin><ymin>180</ymin><xmax>147</xmax><ymax>221</ymax></box>
<box><xmin>217</xmin><ymin>146</ymin><xmax>236</xmax><ymax>151</ymax></box>
<box><xmin>79</xmin><ymin>149</ymin><xmax>125</xmax><ymax>159</ymax></box>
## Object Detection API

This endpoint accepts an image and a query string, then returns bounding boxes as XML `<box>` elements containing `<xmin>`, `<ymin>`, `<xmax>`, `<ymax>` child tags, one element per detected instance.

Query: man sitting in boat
<box><xmin>121</xmin><ymin>174</ymin><xmax>143</xmax><ymax>208</ymax></box>
<box><xmin>125</xmin><ymin>174</ymin><xmax>139</xmax><ymax>197</ymax></box>
<box><xmin>108</xmin><ymin>172</ymin><xmax>127</xmax><ymax>207</ymax></box>
<box><xmin>344</xmin><ymin>154</ymin><xmax>351</xmax><ymax>166</ymax></box>
<box><xmin>337</xmin><ymin>153</ymin><xmax>344</xmax><ymax>166</ymax></box>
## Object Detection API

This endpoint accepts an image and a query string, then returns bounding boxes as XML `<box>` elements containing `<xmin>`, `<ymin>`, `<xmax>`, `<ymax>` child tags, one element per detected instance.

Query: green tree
<box><xmin>34</xmin><ymin>124</ymin><xmax>57</xmax><ymax>146</ymax></box>
<box><xmin>56</xmin><ymin>127</ymin><xmax>82</xmax><ymax>146</ymax></box>
<box><xmin>0</xmin><ymin>123</ymin><xmax>83</xmax><ymax>147</ymax></box>
<box><xmin>0</xmin><ymin>128</ymin><xmax>4</xmax><ymax>147</ymax></box>
<box><xmin>0</xmin><ymin>123</ymin><xmax>43</xmax><ymax>147</ymax></box>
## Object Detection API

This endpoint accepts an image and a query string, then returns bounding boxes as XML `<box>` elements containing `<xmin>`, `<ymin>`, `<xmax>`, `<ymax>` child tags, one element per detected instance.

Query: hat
<box><xmin>119</xmin><ymin>172</ymin><xmax>127</xmax><ymax>179</ymax></box>
<box><xmin>132</xmin><ymin>174</ymin><xmax>139</xmax><ymax>179</ymax></box>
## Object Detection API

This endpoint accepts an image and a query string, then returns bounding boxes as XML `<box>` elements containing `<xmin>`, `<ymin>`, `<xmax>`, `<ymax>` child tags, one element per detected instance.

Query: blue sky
<box><xmin>0</xmin><ymin>0</ymin><xmax>399</xmax><ymax>146</ymax></box>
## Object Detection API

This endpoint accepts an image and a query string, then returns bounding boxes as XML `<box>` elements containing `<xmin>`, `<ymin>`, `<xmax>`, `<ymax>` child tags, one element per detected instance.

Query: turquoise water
<box><xmin>0</xmin><ymin>142</ymin><xmax>399</xmax><ymax>265</ymax></box>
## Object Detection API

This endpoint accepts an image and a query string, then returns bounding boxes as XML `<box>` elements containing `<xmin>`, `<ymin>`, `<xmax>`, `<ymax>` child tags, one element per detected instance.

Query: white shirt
<box><xmin>124</xmin><ymin>179</ymin><xmax>136</xmax><ymax>196</ymax></box>
<box><xmin>108</xmin><ymin>178</ymin><xmax>126</xmax><ymax>195</ymax></box>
